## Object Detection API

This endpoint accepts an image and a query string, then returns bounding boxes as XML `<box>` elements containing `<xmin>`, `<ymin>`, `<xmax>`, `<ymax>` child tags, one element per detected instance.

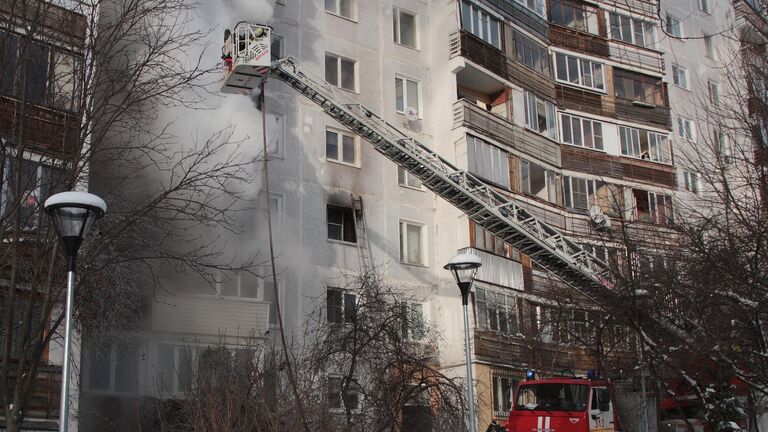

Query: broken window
<box><xmin>521</xmin><ymin>159</ymin><xmax>558</xmax><ymax>203</ymax></box>
<box><xmin>633</xmin><ymin>189</ymin><xmax>673</xmax><ymax>225</ymax></box>
<box><xmin>326</xmin><ymin>287</ymin><xmax>356</xmax><ymax>324</ymax></box>
<box><xmin>524</xmin><ymin>91</ymin><xmax>557</xmax><ymax>139</ymax></box>
<box><xmin>327</xmin><ymin>205</ymin><xmax>357</xmax><ymax>243</ymax></box>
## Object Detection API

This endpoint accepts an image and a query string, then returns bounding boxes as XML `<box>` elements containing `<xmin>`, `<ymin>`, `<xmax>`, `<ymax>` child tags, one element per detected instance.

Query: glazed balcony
<box><xmin>561</xmin><ymin>145</ymin><xmax>676</xmax><ymax>188</ymax></box>
<box><xmin>555</xmin><ymin>85</ymin><xmax>672</xmax><ymax>129</ymax></box>
<box><xmin>0</xmin><ymin>96</ymin><xmax>80</xmax><ymax>154</ymax></box>
<box><xmin>479</xmin><ymin>0</ymin><xmax>549</xmax><ymax>41</ymax></box>
<box><xmin>608</xmin><ymin>40</ymin><xmax>665</xmax><ymax>75</ymax></box>
<box><xmin>0</xmin><ymin>0</ymin><xmax>88</xmax><ymax>46</ymax></box>
<box><xmin>549</xmin><ymin>25</ymin><xmax>609</xmax><ymax>58</ymax></box>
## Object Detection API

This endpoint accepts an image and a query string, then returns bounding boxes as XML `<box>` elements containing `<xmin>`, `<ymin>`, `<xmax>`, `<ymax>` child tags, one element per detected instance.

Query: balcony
<box><xmin>561</xmin><ymin>145</ymin><xmax>676</xmax><ymax>188</ymax></box>
<box><xmin>452</xmin><ymin>99</ymin><xmax>561</xmax><ymax>167</ymax></box>
<box><xmin>556</xmin><ymin>85</ymin><xmax>672</xmax><ymax>129</ymax></box>
<box><xmin>0</xmin><ymin>0</ymin><xmax>88</xmax><ymax>46</ymax></box>
<box><xmin>608</xmin><ymin>40</ymin><xmax>665</xmax><ymax>75</ymax></box>
<box><xmin>479</xmin><ymin>0</ymin><xmax>549</xmax><ymax>41</ymax></box>
<box><xmin>151</xmin><ymin>295</ymin><xmax>270</xmax><ymax>338</ymax></box>
<box><xmin>450</xmin><ymin>30</ymin><xmax>554</xmax><ymax>101</ymax></box>
<box><xmin>0</xmin><ymin>96</ymin><xmax>80</xmax><ymax>154</ymax></box>
<box><xmin>550</xmin><ymin>25</ymin><xmax>610</xmax><ymax>58</ymax></box>
<box><xmin>598</xmin><ymin>0</ymin><xmax>657</xmax><ymax>17</ymax></box>
<box><xmin>3</xmin><ymin>362</ymin><xmax>61</xmax><ymax>426</ymax></box>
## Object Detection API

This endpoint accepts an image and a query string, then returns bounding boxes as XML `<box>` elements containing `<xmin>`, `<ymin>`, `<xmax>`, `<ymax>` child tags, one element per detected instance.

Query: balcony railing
<box><xmin>0</xmin><ymin>96</ymin><xmax>80</xmax><ymax>154</ymax></box>
<box><xmin>0</xmin><ymin>0</ymin><xmax>88</xmax><ymax>46</ymax></box>
<box><xmin>550</xmin><ymin>25</ymin><xmax>610</xmax><ymax>58</ymax></box>
<box><xmin>452</xmin><ymin>99</ymin><xmax>561</xmax><ymax>166</ymax></box>
<box><xmin>449</xmin><ymin>30</ymin><xmax>555</xmax><ymax>101</ymax></box>
<box><xmin>555</xmin><ymin>85</ymin><xmax>672</xmax><ymax>129</ymax></box>
<box><xmin>608</xmin><ymin>40</ymin><xmax>665</xmax><ymax>74</ymax></box>
<box><xmin>478</xmin><ymin>0</ymin><xmax>549</xmax><ymax>41</ymax></box>
<box><xmin>561</xmin><ymin>145</ymin><xmax>676</xmax><ymax>188</ymax></box>
<box><xmin>4</xmin><ymin>362</ymin><xmax>61</xmax><ymax>422</ymax></box>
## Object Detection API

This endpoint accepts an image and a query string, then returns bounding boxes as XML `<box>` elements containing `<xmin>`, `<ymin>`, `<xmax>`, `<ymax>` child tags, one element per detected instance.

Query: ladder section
<box><xmin>350</xmin><ymin>194</ymin><xmax>374</xmax><ymax>276</ymax></box>
<box><xmin>268</xmin><ymin>57</ymin><xmax>613</xmax><ymax>301</ymax></box>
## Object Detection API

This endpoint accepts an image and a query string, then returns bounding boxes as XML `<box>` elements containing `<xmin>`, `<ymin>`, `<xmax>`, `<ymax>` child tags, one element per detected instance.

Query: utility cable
<box><xmin>259</xmin><ymin>80</ymin><xmax>311</xmax><ymax>432</ymax></box>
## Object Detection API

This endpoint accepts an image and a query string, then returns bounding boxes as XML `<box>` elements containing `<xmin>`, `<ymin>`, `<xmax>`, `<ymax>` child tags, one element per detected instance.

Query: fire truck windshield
<box><xmin>514</xmin><ymin>383</ymin><xmax>589</xmax><ymax>412</ymax></box>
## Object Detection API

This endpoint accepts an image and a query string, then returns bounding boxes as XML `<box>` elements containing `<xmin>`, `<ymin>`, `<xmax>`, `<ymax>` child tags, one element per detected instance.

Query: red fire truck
<box><xmin>507</xmin><ymin>374</ymin><xmax>618</xmax><ymax>432</ymax></box>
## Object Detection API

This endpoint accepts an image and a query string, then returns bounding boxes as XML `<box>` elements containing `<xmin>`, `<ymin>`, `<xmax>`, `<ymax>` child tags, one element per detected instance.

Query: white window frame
<box><xmin>666</xmin><ymin>13</ymin><xmax>683</xmax><ymax>38</ymax></box>
<box><xmin>698</xmin><ymin>0</ymin><xmax>711</xmax><ymax>13</ymax></box>
<box><xmin>683</xmin><ymin>170</ymin><xmax>699</xmax><ymax>194</ymax></box>
<box><xmin>460</xmin><ymin>1</ymin><xmax>502</xmax><ymax>49</ymax></box>
<box><xmin>325</xmin><ymin>127</ymin><xmax>360</xmax><ymax>167</ymax></box>
<box><xmin>265</xmin><ymin>112</ymin><xmax>285</xmax><ymax>159</ymax></box>
<box><xmin>492</xmin><ymin>371</ymin><xmax>518</xmax><ymax>418</ymax></box>
<box><xmin>398</xmin><ymin>166</ymin><xmax>423</xmax><ymax>190</ymax></box>
<box><xmin>326</xmin><ymin>286</ymin><xmax>357</xmax><ymax>324</ymax></box>
<box><xmin>633</xmin><ymin>189</ymin><xmax>673</xmax><ymax>224</ymax></box>
<box><xmin>677</xmin><ymin>116</ymin><xmax>694</xmax><ymax>141</ymax></box>
<box><xmin>85</xmin><ymin>342</ymin><xmax>142</xmax><ymax>395</ymax></box>
<box><xmin>608</xmin><ymin>12</ymin><xmax>654</xmax><ymax>47</ymax></box>
<box><xmin>672</xmin><ymin>64</ymin><xmax>688</xmax><ymax>89</ymax></box>
<box><xmin>563</xmin><ymin>175</ymin><xmax>597</xmax><ymax>210</ymax></box>
<box><xmin>619</xmin><ymin>126</ymin><xmax>671</xmax><ymax>163</ymax></box>
<box><xmin>560</xmin><ymin>113</ymin><xmax>604</xmax><ymax>150</ymax></box>
<box><xmin>475</xmin><ymin>287</ymin><xmax>521</xmax><ymax>335</ymax></box>
<box><xmin>324</xmin><ymin>0</ymin><xmax>356</xmax><ymax>21</ymax></box>
<box><xmin>467</xmin><ymin>135</ymin><xmax>511</xmax><ymax>188</ymax></box>
<box><xmin>703</xmin><ymin>34</ymin><xmax>715</xmax><ymax>58</ymax></box>
<box><xmin>515</xmin><ymin>0</ymin><xmax>545</xmax><ymax>18</ymax></box>
<box><xmin>524</xmin><ymin>91</ymin><xmax>558</xmax><ymax>140</ymax></box>
<box><xmin>403</xmin><ymin>302</ymin><xmax>427</xmax><ymax>341</ymax></box>
<box><xmin>521</xmin><ymin>159</ymin><xmax>559</xmax><ymax>203</ymax></box>
<box><xmin>554</xmin><ymin>52</ymin><xmax>605</xmax><ymax>92</ymax></box>
<box><xmin>393</xmin><ymin>7</ymin><xmax>418</xmax><ymax>49</ymax></box>
<box><xmin>324</xmin><ymin>52</ymin><xmax>358</xmax><ymax>92</ymax></box>
<box><xmin>708</xmin><ymin>80</ymin><xmax>720</xmax><ymax>105</ymax></box>
<box><xmin>399</xmin><ymin>220</ymin><xmax>427</xmax><ymax>266</ymax></box>
<box><xmin>716</xmin><ymin>129</ymin><xmax>733</xmax><ymax>164</ymax></box>
<box><xmin>394</xmin><ymin>74</ymin><xmax>422</xmax><ymax>118</ymax></box>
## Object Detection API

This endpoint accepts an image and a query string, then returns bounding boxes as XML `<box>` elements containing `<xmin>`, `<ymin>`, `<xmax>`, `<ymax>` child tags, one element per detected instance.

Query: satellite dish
<box><xmin>589</xmin><ymin>206</ymin><xmax>611</xmax><ymax>230</ymax></box>
<box><xmin>404</xmin><ymin>106</ymin><xmax>419</xmax><ymax>122</ymax></box>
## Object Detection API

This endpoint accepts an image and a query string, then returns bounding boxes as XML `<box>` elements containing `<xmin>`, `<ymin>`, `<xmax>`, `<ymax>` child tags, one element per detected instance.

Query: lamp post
<box><xmin>444</xmin><ymin>252</ymin><xmax>482</xmax><ymax>432</ymax></box>
<box><xmin>44</xmin><ymin>191</ymin><xmax>106</xmax><ymax>432</ymax></box>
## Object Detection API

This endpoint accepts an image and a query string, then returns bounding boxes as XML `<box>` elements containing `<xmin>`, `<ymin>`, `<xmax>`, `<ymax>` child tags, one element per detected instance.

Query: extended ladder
<box><xmin>265</xmin><ymin>57</ymin><xmax>613</xmax><ymax>304</ymax></box>
<box><xmin>350</xmin><ymin>194</ymin><xmax>374</xmax><ymax>276</ymax></box>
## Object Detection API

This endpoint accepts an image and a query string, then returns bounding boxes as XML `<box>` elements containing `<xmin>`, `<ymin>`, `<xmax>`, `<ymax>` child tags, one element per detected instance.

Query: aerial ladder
<box><xmin>221</xmin><ymin>23</ymin><xmax>615</xmax><ymax>307</ymax></box>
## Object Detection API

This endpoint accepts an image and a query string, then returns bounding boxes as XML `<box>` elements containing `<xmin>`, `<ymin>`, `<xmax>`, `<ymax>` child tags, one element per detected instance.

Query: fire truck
<box><xmin>505</xmin><ymin>372</ymin><xmax>618</xmax><ymax>432</ymax></box>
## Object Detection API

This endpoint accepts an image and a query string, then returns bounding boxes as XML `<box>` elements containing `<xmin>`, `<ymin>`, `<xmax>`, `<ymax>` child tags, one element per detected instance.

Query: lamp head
<box><xmin>44</xmin><ymin>192</ymin><xmax>106</xmax><ymax>263</ymax></box>
<box><xmin>444</xmin><ymin>252</ymin><xmax>482</xmax><ymax>304</ymax></box>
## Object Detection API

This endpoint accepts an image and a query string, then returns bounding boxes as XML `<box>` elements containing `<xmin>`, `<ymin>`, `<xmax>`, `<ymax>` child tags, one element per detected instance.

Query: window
<box><xmin>716</xmin><ymin>129</ymin><xmax>732</xmax><ymax>164</ymax></box>
<box><xmin>398</xmin><ymin>166</ymin><xmax>422</xmax><ymax>189</ymax></box>
<box><xmin>524</xmin><ymin>91</ymin><xmax>557</xmax><ymax>139</ymax></box>
<box><xmin>513</xmin><ymin>0</ymin><xmax>545</xmax><ymax>17</ymax></box>
<box><xmin>683</xmin><ymin>171</ymin><xmax>699</xmax><ymax>193</ymax></box>
<box><xmin>393</xmin><ymin>7</ymin><xmax>417</xmax><ymax>48</ymax></box>
<box><xmin>157</xmin><ymin>344</ymin><xmax>196</xmax><ymax>394</ymax></box>
<box><xmin>564</xmin><ymin>177</ymin><xmax>622</xmax><ymax>214</ymax></box>
<box><xmin>555</xmin><ymin>53</ymin><xmax>605</xmax><ymax>91</ymax></box>
<box><xmin>328</xmin><ymin>376</ymin><xmax>361</xmax><ymax>410</ymax></box>
<box><xmin>326</xmin><ymin>128</ymin><xmax>358</xmax><ymax>165</ymax></box>
<box><xmin>582</xmin><ymin>244</ymin><xmax>620</xmax><ymax>267</ymax></box>
<box><xmin>467</xmin><ymin>135</ymin><xmax>510</xmax><ymax>187</ymax></box>
<box><xmin>677</xmin><ymin>117</ymin><xmax>694</xmax><ymax>140</ymax></box>
<box><xmin>325</xmin><ymin>53</ymin><xmax>356</xmax><ymax>91</ymax></box>
<box><xmin>619</xmin><ymin>126</ymin><xmax>671</xmax><ymax>163</ymax></box>
<box><xmin>270</xmin><ymin>34</ymin><xmax>284</xmax><ymax>60</ymax></box>
<box><xmin>666</xmin><ymin>13</ymin><xmax>682</xmax><ymax>38</ymax></box>
<box><xmin>672</xmin><ymin>64</ymin><xmax>688</xmax><ymax>89</ymax></box>
<box><xmin>2</xmin><ymin>158</ymin><xmax>65</xmax><ymax>230</ymax></box>
<box><xmin>325</xmin><ymin>0</ymin><xmax>355</xmax><ymax>20</ymax></box>
<box><xmin>703</xmin><ymin>34</ymin><xmax>715</xmax><ymax>58</ymax></box>
<box><xmin>609</xmin><ymin>12</ymin><xmax>654</xmax><ymax>47</ymax></box>
<box><xmin>475</xmin><ymin>287</ymin><xmax>520</xmax><ymax>335</ymax></box>
<box><xmin>708</xmin><ymin>80</ymin><xmax>720</xmax><ymax>105</ymax></box>
<box><xmin>0</xmin><ymin>297</ymin><xmax>42</xmax><ymax>359</ymax></box>
<box><xmin>561</xmin><ymin>114</ymin><xmax>604</xmax><ymax>150</ymax></box>
<box><xmin>513</xmin><ymin>30</ymin><xmax>550</xmax><ymax>77</ymax></box>
<box><xmin>86</xmin><ymin>342</ymin><xmax>140</xmax><ymax>394</ymax></box>
<box><xmin>633</xmin><ymin>189</ymin><xmax>673</xmax><ymax>224</ymax></box>
<box><xmin>327</xmin><ymin>287</ymin><xmax>356</xmax><ymax>323</ymax></box>
<box><xmin>492</xmin><ymin>372</ymin><xmax>518</xmax><ymax>417</ymax></box>
<box><xmin>265</xmin><ymin>112</ymin><xmax>285</xmax><ymax>158</ymax></box>
<box><xmin>460</xmin><ymin>1</ymin><xmax>502</xmax><ymax>49</ymax></box>
<box><xmin>399</xmin><ymin>220</ymin><xmax>425</xmax><ymax>265</ymax></box>
<box><xmin>402</xmin><ymin>302</ymin><xmax>425</xmax><ymax>340</ymax></box>
<box><xmin>521</xmin><ymin>159</ymin><xmax>559</xmax><ymax>203</ymax></box>
<box><xmin>698</xmin><ymin>0</ymin><xmax>711</xmax><ymax>13</ymax></box>
<box><xmin>613</xmin><ymin>69</ymin><xmax>665</xmax><ymax>106</ymax></box>
<box><xmin>51</xmin><ymin>51</ymin><xmax>79</xmax><ymax>111</ymax></box>
<box><xmin>327</xmin><ymin>205</ymin><xmax>357</xmax><ymax>243</ymax></box>
<box><xmin>395</xmin><ymin>76</ymin><xmax>420</xmax><ymax>116</ymax></box>
<box><xmin>216</xmin><ymin>271</ymin><xmax>260</xmax><ymax>299</ymax></box>
<box><xmin>550</xmin><ymin>0</ymin><xmax>588</xmax><ymax>32</ymax></box>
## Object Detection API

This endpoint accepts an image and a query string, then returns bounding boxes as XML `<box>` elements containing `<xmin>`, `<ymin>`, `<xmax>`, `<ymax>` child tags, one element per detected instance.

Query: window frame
<box><xmin>265</xmin><ymin>111</ymin><xmax>285</xmax><ymax>159</ymax></box>
<box><xmin>402</xmin><ymin>302</ymin><xmax>427</xmax><ymax>341</ymax></box>
<box><xmin>703</xmin><ymin>34</ymin><xmax>715</xmax><ymax>58</ymax></box>
<box><xmin>513</xmin><ymin>30</ymin><xmax>550</xmax><ymax>77</ymax></box>
<box><xmin>554</xmin><ymin>52</ymin><xmax>605</xmax><ymax>92</ymax></box>
<box><xmin>677</xmin><ymin>116</ymin><xmax>694</xmax><ymax>141</ymax></box>
<box><xmin>324</xmin><ymin>52</ymin><xmax>358</xmax><ymax>92</ymax></box>
<box><xmin>475</xmin><ymin>287</ymin><xmax>521</xmax><ymax>335</ymax></box>
<box><xmin>326</xmin><ymin>204</ymin><xmax>357</xmax><ymax>244</ymax></box>
<box><xmin>326</xmin><ymin>287</ymin><xmax>357</xmax><ymax>324</ymax></box>
<box><xmin>324</xmin><ymin>0</ymin><xmax>356</xmax><ymax>21</ymax></box>
<box><xmin>666</xmin><ymin>13</ymin><xmax>683</xmax><ymax>38</ymax></box>
<box><xmin>524</xmin><ymin>91</ymin><xmax>558</xmax><ymax>140</ymax></box>
<box><xmin>327</xmin><ymin>375</ymin><xmax>362</xmax><ymax>411</ymax></box>
<box><xmin>708</xmin><ymin>80</ymin><xmax>720</xmax><ymax>105</ymax></box>
<box><xmin>698</xmin><ymin>0</ymin><xmax>711</xmax><ymax>13</ymax></box>
<box><xmin>466</xmin><ymin>135</ymin><xmax>511</xmax><ymax>188</ymax></box>
<box><xmin>325</xmin><ymin>127</ymin><xmax>360</xmax><ymax>167</ymax></box>
<box><xmin>460</xmin><ymin>0</ymin><xmax>502</xmax><ymax>49</ymax></box>
<box><xmin>398</xmin><ymin>166</ymin><xmax>423</xmax><ymax>190</ymax></box>
<box><xmin>492</xmin><ymin>371</ymin><xmax>519</xmax><ymax>418</ymax></box>
<box><xmin>549</xmin><ymin>0</ymin><xmax>590</xmax><ymax>33</ymax></box>
<box><xmin>618</xmin><ymin>125</ymin><xmax>671</xmax><ymax>163</ymax></box>
<box><xmin>633</xmin><ymin>189</ymin><xmax>673</xmax><ymax>225</ymax></box>
<box><xmin>560</xmin><ymin>113</ymin><xmax>604</xmax><ymax>150</ymax></box>
<box><xmin>85</xmin><ymin>341</ymin><xmax>142</xmax><ymax>395</ymax></box>
<box><xmin>394</xmin><ymin>74</ymin><xmax>422</xmax><ymax>118</ymax></box>
<box><xmin>393</xmin><ymin>6</ymin><xmax>418</xmax><ymax>49</ymax></box>
<box><xmin>521</xmin><ymin>159</ymin><xmax>559</xmax><ymax>204</ymax></box>
<box><xmin>608</xmin><ymin>12</ymin><xmax>654</xmax><ymax>47</ymax></box>
<box><xmin>683</xmin><ymin>170</ymin><xmax>699</xmax><ymax>194</ymax></box>
<box><xmin>671</xmin><ymin>64</ymin><xmax>688</xmax><ymax>89</ymax></box>
<box><xmin>399</xmin><ymin>219</ymin><xmax>427</xmax><ymax>266</ymax></box>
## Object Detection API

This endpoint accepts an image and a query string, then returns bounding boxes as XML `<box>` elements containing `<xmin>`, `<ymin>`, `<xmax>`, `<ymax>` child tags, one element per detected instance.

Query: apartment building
<box><xmin>0</xmin><ymin>1</ymin><xmax>89</xmax><ymax>430</ymax></box>
<box><xmin>73</xmin><ymin>0</ymin><xmax>768</xmax><ymax>431</ymax></box>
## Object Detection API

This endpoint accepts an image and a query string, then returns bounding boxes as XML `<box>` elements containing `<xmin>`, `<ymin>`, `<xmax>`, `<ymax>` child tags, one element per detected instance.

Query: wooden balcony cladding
<box><xmin>4</xmin><ymin>362</ymin><xmax>60</xmax><ymax>421</ymax></box>
<box><xmin>561</xmin><ymin>145</ymin><xmax>676</xmax><ymax>188</ymax></box>
<box><xmin>555</xmin><ymin>85</ymin><xmax>672</xmax><ymax>129</ymax></box>
<box><xmin>549</xmin><ymin>25</ymin><xmax>609</xmax><ymax>58</ymax></box>
<box><xmin>474</xmin><ymin>329</ymin><xmax>597</xmax><ymax>370</ymax></box>
<box><xmin>480</xmin><ymin>0</ymin><xmax>549</xmax><ymax>41</ymax></box>
<box><xmin>608</xmin><ymin>41</ymin><xmax>665</xmax><ymax>75</ymax></box>
<box><xmin>0</xmin><ymin>96</ymin><xmax>79</xmax><ymax>154</ymax></box>
<box><xmin>453</xmin><ymin>99</ymin><xmax>561</xmax><ymax>167</ymax></box>
<box><xmin>0</xmin><ymin>0</ymin><xmax>87</xmax><ymax>46</ymax></box>
<box><xmin>599</xmin><ymin>0</ymin><xmax>656</xmax><ymax>18</ymax></box>
<box><xmin>451</xmin><ymin>30</ymin><xmax>554</xmax><ymax>101</ymax></box>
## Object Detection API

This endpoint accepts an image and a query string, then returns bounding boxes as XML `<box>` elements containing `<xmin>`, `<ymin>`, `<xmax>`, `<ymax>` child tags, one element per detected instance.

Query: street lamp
<box><xmin>444</xmin><ymin>252</ymin><xmax>482</xmax><ymax>432</ymax></box>
<box><xmin>44</xmin><ymin>191</ymin><xmax>106</xmax><ymax>432</ymax></box>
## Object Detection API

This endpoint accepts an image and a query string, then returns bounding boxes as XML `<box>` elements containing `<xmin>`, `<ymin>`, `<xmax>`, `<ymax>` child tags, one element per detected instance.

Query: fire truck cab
<box><xmin>507</xmin><ymin>375</ymin><xmax>618</xmax><ymax>432</ymax></box>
